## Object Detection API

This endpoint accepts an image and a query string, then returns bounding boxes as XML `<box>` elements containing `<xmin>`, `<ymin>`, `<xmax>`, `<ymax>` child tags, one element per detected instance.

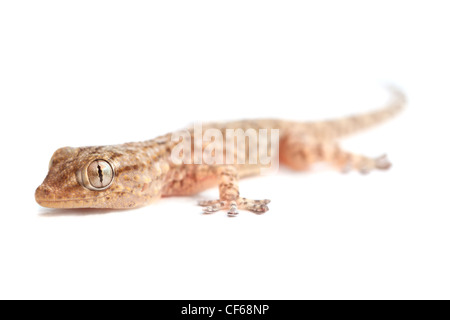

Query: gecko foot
<box><xmin>198</xmin><ymin>198</ymin><xmax>271</xmax><ymax>216</ymax></box>
<box><xmin>359</xmin><ymin>154</ymin><xmax>392</xmax><ymax>174</ymax></box>
<box><xmin>374</xmin><ymin>154</ymin><xmax>392</xmax><ymax>170</ymax></box>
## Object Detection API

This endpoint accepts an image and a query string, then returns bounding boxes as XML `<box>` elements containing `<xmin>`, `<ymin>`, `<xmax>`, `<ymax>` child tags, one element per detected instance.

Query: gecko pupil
<box><xmin>97</xmin><ymin>165</ymin><xmax>103</xmax><ymax>183</ymax></box>
<box><xmin>87</xmin><ymin>159</ymin><xmax>113</xmax><ymax>189</ymax></box>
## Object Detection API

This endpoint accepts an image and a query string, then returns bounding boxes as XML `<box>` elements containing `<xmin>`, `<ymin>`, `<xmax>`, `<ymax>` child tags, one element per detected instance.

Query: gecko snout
<box><xmin>35</xmin><ymin>184</ymin><xmax>56</xmax><ymax>206</ymax></box>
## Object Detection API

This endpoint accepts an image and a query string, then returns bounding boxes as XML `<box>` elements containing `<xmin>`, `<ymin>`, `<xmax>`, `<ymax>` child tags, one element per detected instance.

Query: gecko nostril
<box><xmin>35</xmin><ymin>184</ymin><xmax>55</xmax><ymax>202</ymax></box>
<box><xmin>39</xmin><ymin>184</ymin><xmax>51</xmax><ymax>194</ymax></box>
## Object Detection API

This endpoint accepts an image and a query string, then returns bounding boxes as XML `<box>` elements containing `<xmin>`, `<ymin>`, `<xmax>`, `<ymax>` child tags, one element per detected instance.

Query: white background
<box><xmin>0</xmin><ymin>1</ymin><xmax>449</xmax><ymax>300</ymax></box>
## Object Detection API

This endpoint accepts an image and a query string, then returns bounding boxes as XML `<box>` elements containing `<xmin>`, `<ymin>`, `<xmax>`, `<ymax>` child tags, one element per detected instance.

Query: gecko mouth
<box><xmin>35</xmin><ymin>184</ymin><xmax>111</xmax><ymax>209</ymax></box>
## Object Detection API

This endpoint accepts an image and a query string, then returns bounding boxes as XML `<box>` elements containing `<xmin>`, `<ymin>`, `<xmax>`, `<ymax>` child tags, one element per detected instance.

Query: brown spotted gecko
<box><xmin>35</xmin><ymin>88</ymin><xmax>405</xmax><ymax>216</ymax></box>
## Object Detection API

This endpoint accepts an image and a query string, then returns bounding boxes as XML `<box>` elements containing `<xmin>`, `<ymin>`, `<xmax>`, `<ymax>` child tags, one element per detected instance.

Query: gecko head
<box><xmin>35</xmin><ymin>146</ymin><xmax>164</xmax><ymax>209</ymax></box>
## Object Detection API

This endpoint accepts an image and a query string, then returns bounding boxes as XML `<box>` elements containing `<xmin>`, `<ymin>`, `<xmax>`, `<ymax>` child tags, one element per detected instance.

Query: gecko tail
<box><xmin>321</xmin><ymin>86</ymin><xmax>406</xmax><ymax>138</ymax></box>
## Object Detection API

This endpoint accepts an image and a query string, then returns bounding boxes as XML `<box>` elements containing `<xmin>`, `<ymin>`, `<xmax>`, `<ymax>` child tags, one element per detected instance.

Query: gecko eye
<box><xmin>84</xmin><ymin>159</ymin><xmax>114</xmax><ymax>190</ymax></box>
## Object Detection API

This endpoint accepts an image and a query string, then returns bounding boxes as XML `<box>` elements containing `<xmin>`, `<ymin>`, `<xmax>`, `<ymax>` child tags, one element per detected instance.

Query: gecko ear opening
<box><xmin>77</xmin><ymin>159</ymin><xmax>115</xmax><ymax>191</ymax></box>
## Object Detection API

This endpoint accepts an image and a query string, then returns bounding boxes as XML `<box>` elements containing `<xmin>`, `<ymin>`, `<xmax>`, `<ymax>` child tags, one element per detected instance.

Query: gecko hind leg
<box><xmin>280</xmin><ymin>133</ymin><xmax>392</xmax><ymax>174</ymax></box>
<box><xmin>198</xmin><ymin>166</ymin><xmax>270</xmax><ymax>216</ymax></box>
<box><xmin>336</xmin><ymin>152</ymin><xmax>392</xmax><ymax>174</ymax></box>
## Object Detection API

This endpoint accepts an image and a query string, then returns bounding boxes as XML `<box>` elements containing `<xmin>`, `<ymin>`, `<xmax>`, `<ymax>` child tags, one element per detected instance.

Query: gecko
<box><xmin>35</xmin><ymin>88</ymin><xmax>406</xmax><ymax>216</ymax></box>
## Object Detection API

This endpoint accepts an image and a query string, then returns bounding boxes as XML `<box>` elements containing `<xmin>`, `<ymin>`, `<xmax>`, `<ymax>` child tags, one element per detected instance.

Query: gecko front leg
<box><xmin>198</xmin><ymin>166</ymin><xmax>270</xmax><ymax>216</ymax></box>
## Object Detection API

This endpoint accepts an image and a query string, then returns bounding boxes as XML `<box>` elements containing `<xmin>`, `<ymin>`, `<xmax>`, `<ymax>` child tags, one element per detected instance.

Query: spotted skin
<box><xmin>35</xmin><ymin>88</ymin><xmax>405</xmax><ymax>214</ymax></box>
